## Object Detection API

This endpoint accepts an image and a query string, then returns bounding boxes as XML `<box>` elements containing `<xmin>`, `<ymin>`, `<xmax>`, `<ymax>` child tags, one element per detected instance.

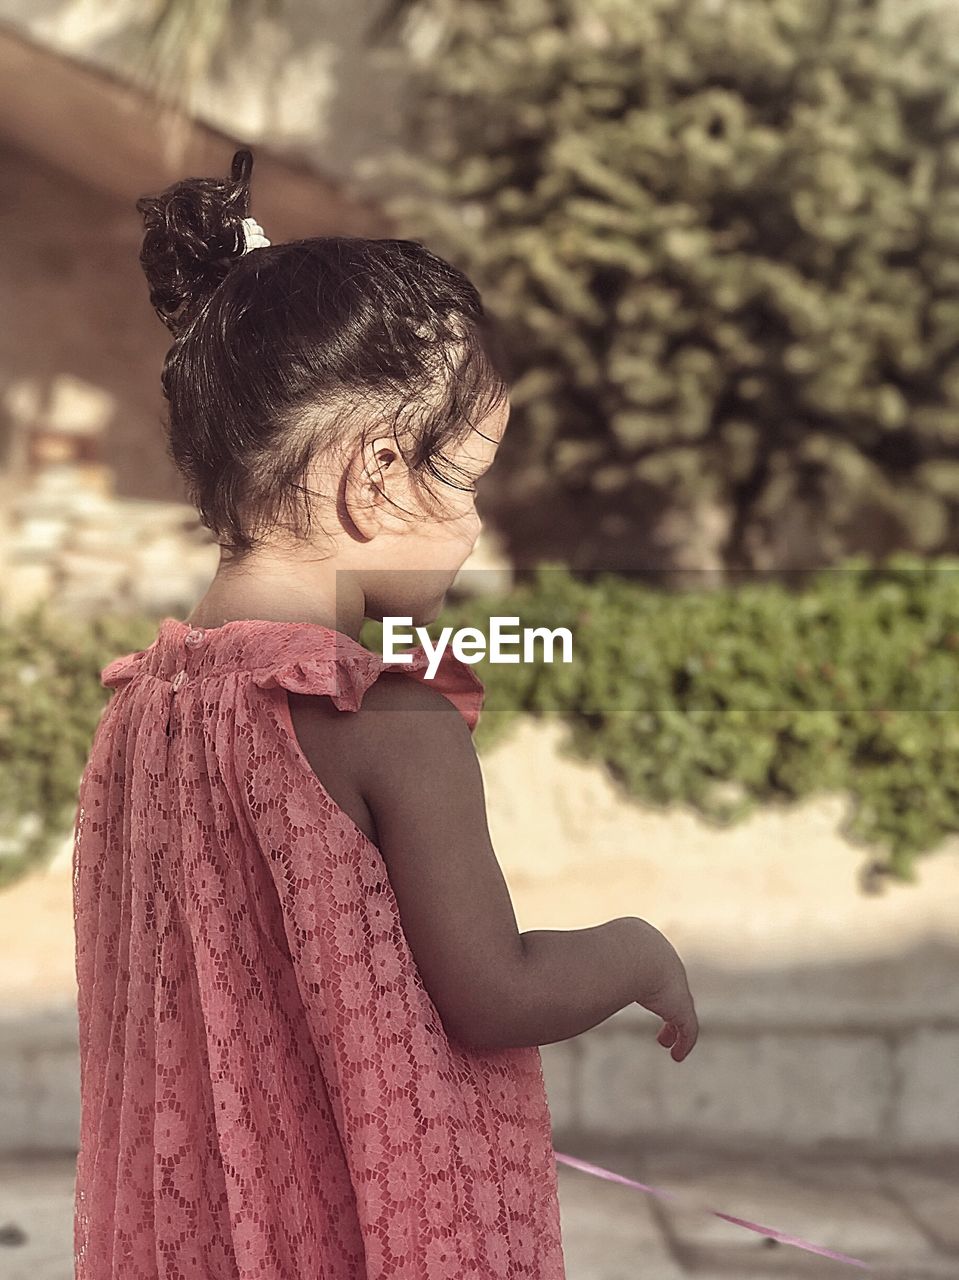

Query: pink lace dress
<box><xmin>72</xmin><ymin>617</ymin><xmax>566</xmax><ymax>1279</ymax></box>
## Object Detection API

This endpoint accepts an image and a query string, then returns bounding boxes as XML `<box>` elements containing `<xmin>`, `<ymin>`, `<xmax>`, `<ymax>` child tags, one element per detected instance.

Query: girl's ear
<box><xmin>342</xmin><ymin>434</ymin><xmax>404</xmax><ymax>541</ymax></box>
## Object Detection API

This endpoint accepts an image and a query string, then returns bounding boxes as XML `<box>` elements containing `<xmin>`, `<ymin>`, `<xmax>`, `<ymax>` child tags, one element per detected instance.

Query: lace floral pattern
<box><xmin>73</xmin><ymin>617</ymin><xmax>566</xmax><ymax>1278</ymax></box>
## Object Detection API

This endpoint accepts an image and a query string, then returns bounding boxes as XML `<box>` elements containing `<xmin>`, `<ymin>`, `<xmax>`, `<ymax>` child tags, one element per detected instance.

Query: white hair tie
<box><xmin>239</xmin><ymin>216</ymin><xmax>271</xmax><ymax>255</ymax></box>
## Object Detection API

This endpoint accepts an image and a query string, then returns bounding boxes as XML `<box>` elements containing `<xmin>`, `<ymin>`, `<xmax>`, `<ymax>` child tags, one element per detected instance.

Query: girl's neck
<box><xmin>185</xmin><ymin>561</ymin><xmax>366</xmax><ymax>639</ymax></box>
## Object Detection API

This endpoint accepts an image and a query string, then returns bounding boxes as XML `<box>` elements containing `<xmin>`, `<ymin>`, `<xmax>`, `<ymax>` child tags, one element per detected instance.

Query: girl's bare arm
<box><xmin>317</xmin><ymin>673</ymin><xmax>667</xmax><ymax>1051</ymax></box>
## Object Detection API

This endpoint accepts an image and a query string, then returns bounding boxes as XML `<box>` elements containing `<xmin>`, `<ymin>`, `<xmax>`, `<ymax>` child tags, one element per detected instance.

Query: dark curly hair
<box><xmin>135</xmin><ymin>147</ymin><xmax>512</xmax><ymax>561</ymax></box>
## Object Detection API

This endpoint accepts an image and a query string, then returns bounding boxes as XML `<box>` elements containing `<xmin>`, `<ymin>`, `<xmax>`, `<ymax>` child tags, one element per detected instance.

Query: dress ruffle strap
<box><xmin>250</xmin><ymin>641</ymin><xmax>486</xmax><ymax>733</ymax></box>
<box><xmin>100</xmin><ymin>649</ymin><xmax>152</xmax><ymax>689</ymax></box>
<box><xmin>100</xmin><ymin>619</ymin><xmax>486</xmax><ymax>733</ymax></box>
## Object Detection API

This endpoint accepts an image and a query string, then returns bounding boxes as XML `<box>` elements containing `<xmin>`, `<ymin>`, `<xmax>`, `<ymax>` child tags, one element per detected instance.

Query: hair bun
<box><xmin>136</xmin><ymin>148</ymin><xmax>256</xmax><ymax>338</ymax></box>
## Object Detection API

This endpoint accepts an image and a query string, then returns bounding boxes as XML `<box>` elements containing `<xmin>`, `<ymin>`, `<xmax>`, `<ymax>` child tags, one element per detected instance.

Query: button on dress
<box><xmin>72</xmin><ymin>617</ymin><xmax>566</xmax><ymax>1279</ymax></box>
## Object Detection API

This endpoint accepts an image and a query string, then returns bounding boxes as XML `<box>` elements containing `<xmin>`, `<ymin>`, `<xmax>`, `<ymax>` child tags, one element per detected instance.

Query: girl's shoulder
<box><xmin>286</xmin><ymin>673</ymin><xmax>468</xmax><ymax>844</ymax></box>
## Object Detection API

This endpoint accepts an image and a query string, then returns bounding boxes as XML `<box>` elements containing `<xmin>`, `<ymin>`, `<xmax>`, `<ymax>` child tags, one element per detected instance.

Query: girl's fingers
<box><xmin>658</xmin><ymin>1019</ymin><xmax>696</xmax><ymax>1060</ymax></box>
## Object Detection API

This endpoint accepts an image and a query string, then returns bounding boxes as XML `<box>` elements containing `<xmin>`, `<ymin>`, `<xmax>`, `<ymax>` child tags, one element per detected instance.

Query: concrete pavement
<box><xmin>0</xmin><ymin>1141</ymin><xmax>956</xmax><ymax>1278</ymax></box>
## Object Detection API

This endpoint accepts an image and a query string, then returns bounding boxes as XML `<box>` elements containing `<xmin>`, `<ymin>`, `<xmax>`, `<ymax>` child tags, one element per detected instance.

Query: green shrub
<box><xmin>0</xmin><ymin>607</ymin><xmax>159</xmax><ymax>889</ymax></box>
<box><xmin>370</xmin><ymin>554</ymin><xmax>959</xmax><ymax>882</ymax></box>
<box><xmin>2</xmin><ymin>556</ymin><xmax>957</xmax><ymax>888</ymax></box>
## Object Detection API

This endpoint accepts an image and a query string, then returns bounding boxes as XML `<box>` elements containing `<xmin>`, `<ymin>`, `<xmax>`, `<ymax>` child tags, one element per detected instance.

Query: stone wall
<box><xmin>0</xmin><ymin>459</ymin><xmax>512</xmax><ymax>624</ymax></box>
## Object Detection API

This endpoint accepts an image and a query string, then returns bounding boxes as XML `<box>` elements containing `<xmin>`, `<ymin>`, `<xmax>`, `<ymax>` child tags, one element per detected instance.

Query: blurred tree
<box><xmin>360</xmin><ymin>0</ymin><xmax>959</xmax><ymax>576</ymax></box>
<box><xmin>136</xmin><ymin>0</ymin><xmax>285</xmax><ymax>111</ymax></box>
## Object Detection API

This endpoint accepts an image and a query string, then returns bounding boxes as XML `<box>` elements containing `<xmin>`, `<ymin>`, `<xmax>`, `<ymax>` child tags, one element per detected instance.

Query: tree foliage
<box><xmin>362</xmin><ymin>0</ymin><xmax>959</xmax><ymax>574</ymax></box>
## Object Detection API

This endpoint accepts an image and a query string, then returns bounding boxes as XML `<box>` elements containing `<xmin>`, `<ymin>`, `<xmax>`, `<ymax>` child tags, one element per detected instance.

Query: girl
<box><xmin>72</xmin><ymin>148</ymin><xmax>698</xmax><ymax>1279</ymax></box>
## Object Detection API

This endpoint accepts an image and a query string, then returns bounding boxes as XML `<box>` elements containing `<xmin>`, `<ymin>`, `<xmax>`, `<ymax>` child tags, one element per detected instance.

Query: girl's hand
<box><xmin>633</xmin><ymin>923</ymin><xmax>699</xmax><ymax>1062</ymax></box>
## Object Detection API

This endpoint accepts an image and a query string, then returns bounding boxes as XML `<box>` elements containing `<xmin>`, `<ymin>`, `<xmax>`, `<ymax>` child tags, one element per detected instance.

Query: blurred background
<box><xmin>1</xmin><ymin>1</ymin><xmax>959</xmax><ymax>1276</ymax></box>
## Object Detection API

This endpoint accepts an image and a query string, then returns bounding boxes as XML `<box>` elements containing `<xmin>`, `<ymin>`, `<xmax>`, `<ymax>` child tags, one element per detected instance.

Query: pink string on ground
<box><xmin>553</xmin><ymin>1151</ymin><xmax>875</xmax><ymax>1271</ymax></box>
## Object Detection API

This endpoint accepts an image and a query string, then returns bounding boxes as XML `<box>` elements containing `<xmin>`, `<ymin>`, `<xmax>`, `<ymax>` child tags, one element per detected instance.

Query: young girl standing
<box><xmin>72</xmin><ymin>149</ymin><xmax>698</xmax><ymax>1279</ymax></box>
